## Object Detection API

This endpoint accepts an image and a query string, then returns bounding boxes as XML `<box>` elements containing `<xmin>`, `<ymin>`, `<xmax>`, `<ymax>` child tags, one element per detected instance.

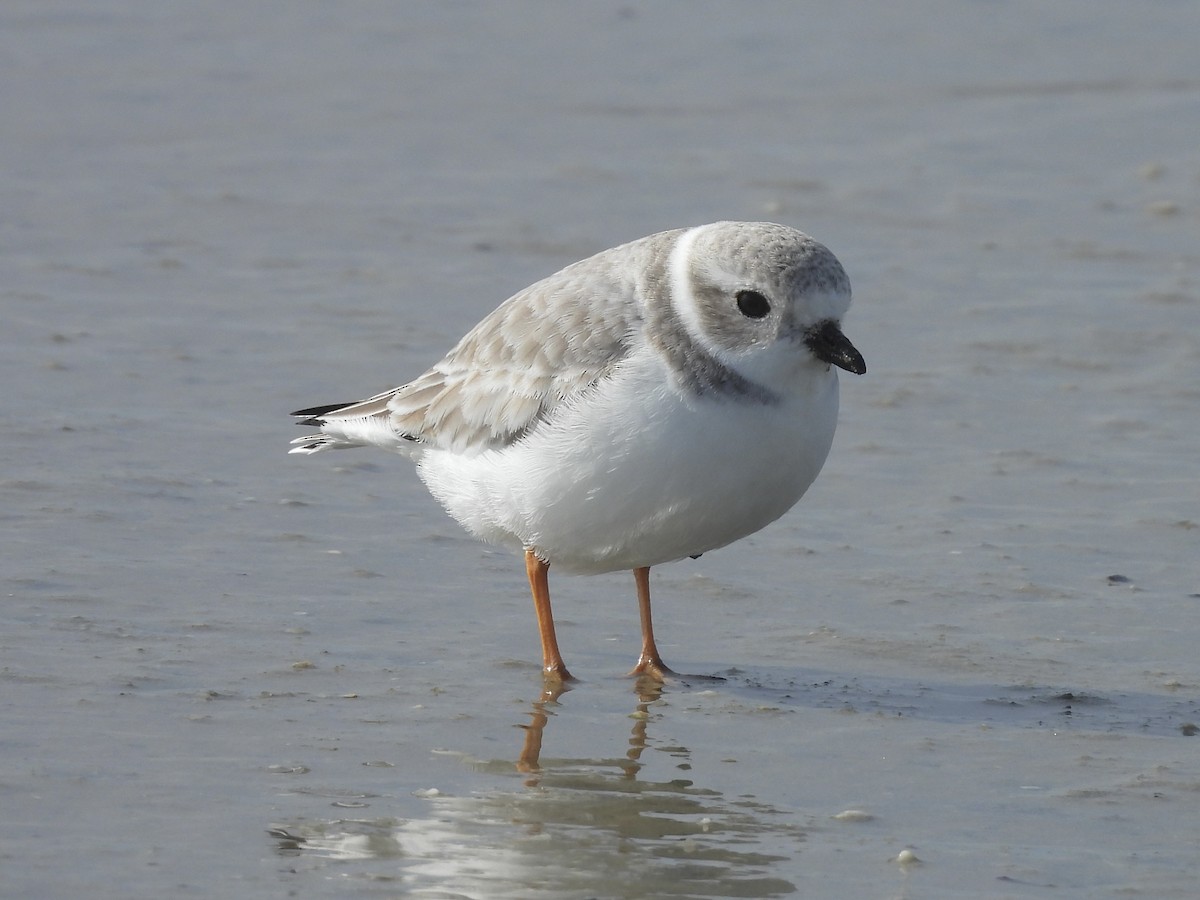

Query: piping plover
<box><xmin>290</xmin><ymin>221</ymin><xmax>865</xmax><ymax>682</ymax></box>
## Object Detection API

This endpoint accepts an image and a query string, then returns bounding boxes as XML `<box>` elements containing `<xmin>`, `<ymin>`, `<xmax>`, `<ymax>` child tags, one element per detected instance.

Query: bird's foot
<box><xmin>627</xmin><ymin>651</ymin><xmax>676</xmax><ymax>682</ymax></box>
<box><xmin>628</xmin><ymin>655</ymin><xmax>725</xmax><ymax>685</ymax></box>
<box><xmin>542</xmin><ymin>662</ymin><xmax>578</xmax><ymax>683</ymax></box>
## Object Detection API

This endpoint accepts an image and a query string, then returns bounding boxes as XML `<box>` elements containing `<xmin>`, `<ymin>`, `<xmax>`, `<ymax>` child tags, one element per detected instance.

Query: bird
<box><xmin>289</xmin><ymin>221</ymin><xmax>865</xmax><ymax>682</ymax></box>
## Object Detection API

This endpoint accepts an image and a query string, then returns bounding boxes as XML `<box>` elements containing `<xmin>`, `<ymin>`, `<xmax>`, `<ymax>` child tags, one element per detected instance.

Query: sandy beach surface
<box><xmin>3</xmin><ymin>3</ymin><xmax>1198</xmax><ymax>897</ymax></box>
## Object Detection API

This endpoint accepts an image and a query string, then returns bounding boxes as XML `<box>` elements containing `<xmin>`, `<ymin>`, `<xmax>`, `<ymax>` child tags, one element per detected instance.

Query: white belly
<box><xmin>417</xmin><ymin>361</ymin><xmax>841</xmax><ymax>574</ymax></box>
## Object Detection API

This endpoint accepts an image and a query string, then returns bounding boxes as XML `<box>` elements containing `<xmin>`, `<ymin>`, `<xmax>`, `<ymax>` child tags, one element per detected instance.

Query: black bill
<box><xmin>805</xmin><ymin>320</ymin><xmax>866</xmax><ymax>375</ymax></box>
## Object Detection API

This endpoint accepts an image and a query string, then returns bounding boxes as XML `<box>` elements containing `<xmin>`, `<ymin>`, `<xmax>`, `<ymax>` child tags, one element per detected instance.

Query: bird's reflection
<box><xmin>517</xmin><ymin>675</ymin><xmax>662</xmax><ymax>779</ymax></box>
<box><xmin>272</xmin><ymin>678</ymin><xmax>801</xmax><ymax>898</ymax></box>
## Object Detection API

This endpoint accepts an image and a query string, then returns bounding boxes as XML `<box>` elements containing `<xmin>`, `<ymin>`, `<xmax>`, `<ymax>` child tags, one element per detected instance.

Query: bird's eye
<box><xmin>735</xmin><ymin>290</ymin><xmax>771</xmax><ymax>319</ymax></box>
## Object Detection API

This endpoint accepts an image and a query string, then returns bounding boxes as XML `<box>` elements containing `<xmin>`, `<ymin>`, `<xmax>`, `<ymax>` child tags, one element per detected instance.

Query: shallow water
<box><xmin>3</xmin><ymin>2</ymin><xmax>1199</xmax><ymax>897</ymax></box>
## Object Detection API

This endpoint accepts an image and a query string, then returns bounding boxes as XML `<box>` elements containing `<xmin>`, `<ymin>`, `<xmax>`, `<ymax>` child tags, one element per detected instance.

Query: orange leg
<box><xmin>628</xmin><ymin>566</ymin><xmax>676</xmax><ymax>681</ymax></box>
<box><xmin>525</xmin><ymin>549</ymin><xmax>574</xmax><ymax>682</ymax></box>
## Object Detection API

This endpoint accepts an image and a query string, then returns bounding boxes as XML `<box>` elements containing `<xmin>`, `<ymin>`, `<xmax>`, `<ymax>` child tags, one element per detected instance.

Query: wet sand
<box><xmin>3</xmin><ymin>2</ymin><xmax>1199</xmax><ymax>897</ymax></box>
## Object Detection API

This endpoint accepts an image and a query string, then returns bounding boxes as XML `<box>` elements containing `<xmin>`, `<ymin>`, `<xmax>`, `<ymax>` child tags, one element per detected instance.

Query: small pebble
<box><xmin>833</xmin><ymin>809</ymin><xmax>874</xmax><ymax>822</ymax></box>
<box><xmin>266</xmin><ymin>764</ymin><xmax>309</xmax><ymax>775</ymax></box>
<box><xmin>1146</xmin><ymin>200</ymin><xmax>1180</xmax><ymax>217</ymax></box>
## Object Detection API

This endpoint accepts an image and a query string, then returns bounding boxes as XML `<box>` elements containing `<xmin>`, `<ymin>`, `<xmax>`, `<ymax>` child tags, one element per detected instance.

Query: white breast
<box><xmin>416</xmin><ymin>348</ymin><xmax>841</xmax><ymax>574</ymax></box>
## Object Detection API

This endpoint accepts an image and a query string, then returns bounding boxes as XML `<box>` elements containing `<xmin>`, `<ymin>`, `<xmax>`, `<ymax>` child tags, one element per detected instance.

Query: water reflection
<box><xmin>516</xmin><ymin>677</ymin><xmax>649</xmax><ymax>778</ymax></box>
<box><xmin>272</xmin><ymin>679</ymin><xmax>802</xmax><ymax>897</ymax></box>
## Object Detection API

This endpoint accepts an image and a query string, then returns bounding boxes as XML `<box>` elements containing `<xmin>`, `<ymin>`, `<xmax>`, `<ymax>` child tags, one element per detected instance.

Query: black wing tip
<box><xmin>290</xmin><ymin>402</ymin><xmax>355</xmax><ymax>423</ymax></box>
